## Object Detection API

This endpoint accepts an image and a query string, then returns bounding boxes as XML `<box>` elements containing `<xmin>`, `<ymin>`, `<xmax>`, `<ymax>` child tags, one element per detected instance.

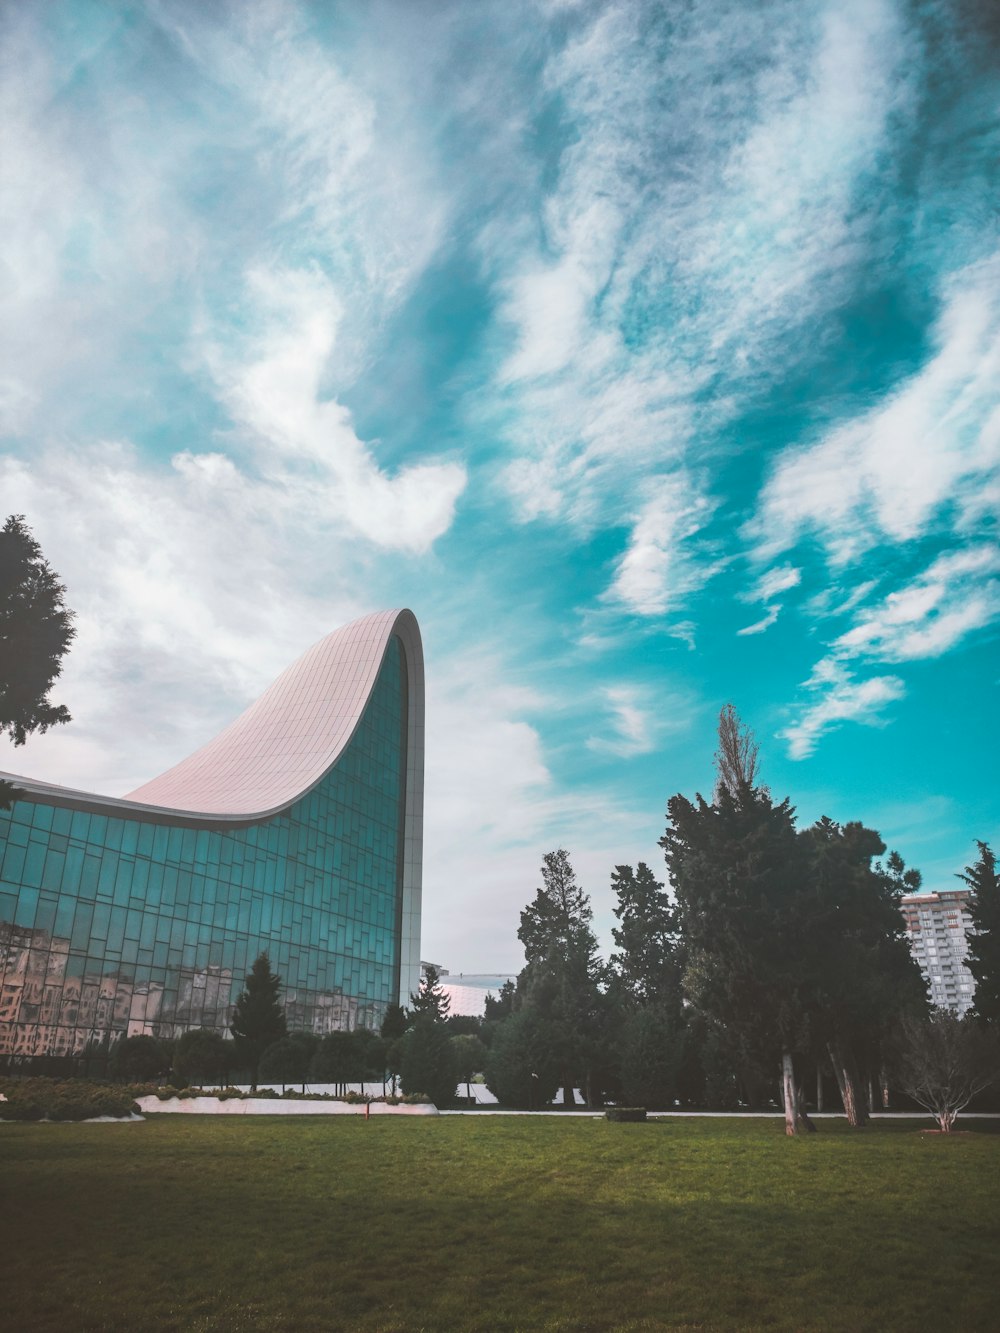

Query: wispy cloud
<box><xmin>605</xmin><ymin>475</ymin><xmax>721</xmax><ymax>618</ymax></box>
<box><xmin>737</xmin><ymin>607</ymin><xmax>781</xmax><ymax>637</ymax></box>
<box><xmin>747</xmin><ymin>254</ymin><xmax>1000</xmax><ymax>566</ymax></box>
<box><xmin>586</xmin><ymin>686</ymin><xmax>656</xmax><ymax>758</ymax></box>
<box><xmin>780</xmin><ymin>661</ymin><xmax>906</xmax><ymax>759</ymax></box>
<box><xmin>780</xmin><ymin>545</ymin><xmax>998</xmax><ymax>757</ymax></box>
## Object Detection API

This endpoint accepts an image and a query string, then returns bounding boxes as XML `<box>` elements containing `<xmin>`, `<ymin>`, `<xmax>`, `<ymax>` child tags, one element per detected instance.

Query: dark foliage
<box><xmin>230</xmin><ymin>952</ymin><xmax>288</xmax><ymax>1087</ymax></box>
<box><xmin>961</xmin><ymin>841</ymin><xmax>1000</xmax><ymax>1024</ymax></box>
<box><xmin>399</xmin><ymin>1017</ymin><xmax>459</xmax><ymax>1107</ymax></box>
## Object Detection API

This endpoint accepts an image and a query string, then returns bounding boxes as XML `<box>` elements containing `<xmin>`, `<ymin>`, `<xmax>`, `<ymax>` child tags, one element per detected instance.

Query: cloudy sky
<box><xmin>2</xmin><ymin>0</ymin><xmax>997</xmax><ymax>974</ymax></box>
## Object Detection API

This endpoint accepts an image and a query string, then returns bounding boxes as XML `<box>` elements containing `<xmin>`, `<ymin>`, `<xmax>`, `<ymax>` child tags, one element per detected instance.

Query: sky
<box><xmin>1</xmin><ymin>0</ymin><xmax>998</xmax><ymax>975</ymax></box>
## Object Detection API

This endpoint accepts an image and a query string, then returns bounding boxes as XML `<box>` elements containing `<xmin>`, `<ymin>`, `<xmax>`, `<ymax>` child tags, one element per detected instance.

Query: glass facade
<box><xmin>0</xmin><ymin>637</ymin><xmax>409</xmax><ymax>1059</ymax></box>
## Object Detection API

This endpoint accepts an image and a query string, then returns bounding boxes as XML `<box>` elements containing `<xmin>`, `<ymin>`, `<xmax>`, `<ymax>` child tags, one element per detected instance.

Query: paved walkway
<box><xmin>440</xmin><ymin>1109</ymin><xmax>1000</xmax><ymax>1118</ymax></box>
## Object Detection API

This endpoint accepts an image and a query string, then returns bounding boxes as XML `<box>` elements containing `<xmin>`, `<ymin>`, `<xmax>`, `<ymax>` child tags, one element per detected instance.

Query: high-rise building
<box><xmin>0</xmin><ymin>609</ymin><xmax>424</xmax><ymax>1060</ymax></box>
<box><xmin>899</xmin><ymin>889</ymin><xmax>975</xmax><ymax>1015</ymax></box>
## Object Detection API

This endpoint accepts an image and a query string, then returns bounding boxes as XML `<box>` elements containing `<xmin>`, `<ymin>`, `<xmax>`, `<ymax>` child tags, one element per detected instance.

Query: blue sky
<box><xmin>1</xmin><ymin>0</ymin><xmax>997</xmax><ymax>972</ymax></box>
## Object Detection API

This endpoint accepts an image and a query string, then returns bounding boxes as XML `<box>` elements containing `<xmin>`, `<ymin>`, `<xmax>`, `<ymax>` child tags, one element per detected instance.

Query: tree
<box><xmin>173</xmin><ymin>1028</ymin><xmax>231</xmax><ymax>1087</ymax></box>
<box><xmin>310</xmin><ymin>1031</ymin><xmax>356</xmax><ymax>1094</ymax></box>
<box><xmin>609</xmin><ymin>862</ymin><xmax>681</xmax><ymax>1010</ymax></box>
<box><xmin>108</xmin><ymin>1034</ymin><xmax>169</xmax><ymax>1082</ymax></box>
<box><xmin>450</xmin><ymin>1033</ymin><xmax>487</xmax><ymax>1101</ymax></box>
<box><xmin>800</xmin><ymin>819</ymin><xmax>926</xmax><ymax>1127</ymax></box>
<box><xmin>663</xmin><ymin>710</ymin><xmax>817</xmax><ymax>1135</ymax></box>
<box><xmin>484</xmin><ymin>1009</ymin><xmax>561</xmax><ymax>1110</ymax></box>
<box><xmin>714</xmin><ymin>703</ymin><xmax>760</xmax><ymax>798</ymax></box>
<box><xmin>230</xmin><ymin>953</ymin><xmax>287</xmax><ymax>1089</ymax></box>
<box><xmin>893</xmin><ymin>1009</ymin><xmax>1000</xmax><ymax>1131</ymax></box>
<box><xmin>0</xmin><ymin>515</ymin><xmax>76</xmax><ymax>809</ymax></box>
<box><xmin>961</xmin><ymin>842</ymin><xmax>1000</xmax><ymax>1025</ymax></box>
<box><xmin>258</xmin><ymin>1036</ymin><xmax>313</xmax><ymax>1092</ymax></box>
<box><xmin>410</xmin><ymin>964</ymin><xmax>451</xmax><ymax>1022</ymax></box>
<box><xmin>617</xmin><ymin>1007</ymin><xmax>685</xmax><ymax>1110</ymax></box>
<box><xmin>399</xmin><ymin>1018</ymin><xmax>459</xmax><ymax>1107</ymax></box>
<box><xmin>517</xmin><ymin>850</ymin><xmax>604</xmax><ymax>1106</ymax></box>
<box><xmin>380</xmin><ymin>1003</ymin><xmax>410</xmax><ymax>1041</ymax></box>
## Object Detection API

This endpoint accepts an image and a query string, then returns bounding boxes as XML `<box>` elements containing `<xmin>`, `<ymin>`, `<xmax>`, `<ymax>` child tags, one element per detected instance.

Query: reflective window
<box><xmin>0</xmin><ymin>637</ymin><xmax>407</xmax><ymax>1058</ymax></box>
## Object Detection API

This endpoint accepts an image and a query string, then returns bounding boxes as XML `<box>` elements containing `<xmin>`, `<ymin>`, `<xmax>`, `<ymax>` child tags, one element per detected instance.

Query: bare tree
<box><xmin>894</xmin><ymin>1009</ymin><xmax>999</xmax><ymax>1132</ymax></box>
<box><xmin>713</xmin><ymin>704</ymin><xmax>760</xmax><ymax>799</ymax></box>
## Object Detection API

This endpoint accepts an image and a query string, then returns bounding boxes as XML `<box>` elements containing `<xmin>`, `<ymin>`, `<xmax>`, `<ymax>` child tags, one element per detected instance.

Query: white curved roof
<box><xmin>125</xmin><ymin>609</ymin><xmax>422</xmax><ymax>819</ymax></box>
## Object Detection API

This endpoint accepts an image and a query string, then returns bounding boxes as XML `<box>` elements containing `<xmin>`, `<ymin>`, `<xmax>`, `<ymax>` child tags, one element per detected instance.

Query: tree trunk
<box><xmin>782</xmin><ymin>1052</ymin><xmax>798</xmax><ymax>1135</ymax></box>
<box><xmin>816</xmin><ymin>1065</ymin><xmax>824</xmax><ymax>1113</ymax></box>
<box><xmin>827</xmin><ymin>1040</ymin><xmax>869</xmax><ymax>1128</ymax></box>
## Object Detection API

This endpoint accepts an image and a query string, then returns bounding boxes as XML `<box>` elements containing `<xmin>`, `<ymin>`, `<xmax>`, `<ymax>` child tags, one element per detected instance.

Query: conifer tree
<box><xmin>0</xmin><ymin>515</ymin><xmax>76</xmax><ymax>808</ymax></box>
<box><xmin>961</xmin><ymin>842</ymin><xmax>1000</xmax><ymax>1025</ymax></box>
<box><xmin>517</xmin><ymin>850</ymin><xmax>604</xmax><ymax>1107</ymax></box>
<box><xmin>410</xmin><ymin>964</ymin><xmax>451</xmax><ymax>1022</ymax></box>
<box><xmin>230</xmin><ymin>952</ymin><xmax>288</xmax><ymax>1089</ymax></box>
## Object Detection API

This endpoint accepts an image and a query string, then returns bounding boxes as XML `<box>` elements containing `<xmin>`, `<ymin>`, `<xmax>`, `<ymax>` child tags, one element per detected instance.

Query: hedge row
<box><xmin>0</xmin><ymin>1078</ymin><xmax>140</xmax><ymax>1122</ymax></box>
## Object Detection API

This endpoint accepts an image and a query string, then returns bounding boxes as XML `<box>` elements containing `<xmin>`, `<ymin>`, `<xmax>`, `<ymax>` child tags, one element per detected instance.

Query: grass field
<box><xmin>3</xmin><ymin>1115</ymin><xmax>999</xmax><ymax>1331</ymax></box>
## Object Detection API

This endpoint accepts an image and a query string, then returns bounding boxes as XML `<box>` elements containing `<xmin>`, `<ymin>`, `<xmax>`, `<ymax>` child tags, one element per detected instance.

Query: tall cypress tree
<box><xmin>517</xmin><ymin>850</ymin><xmax>604</xmax><ymax>1107</ymax></box>
<box><xmin>961</xmin><ymin>842</ymin><xmax>1000</xmax><ymax>1025</ymax></box>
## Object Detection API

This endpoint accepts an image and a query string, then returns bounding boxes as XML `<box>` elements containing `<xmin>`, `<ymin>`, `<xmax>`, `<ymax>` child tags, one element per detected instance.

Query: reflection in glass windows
<box><xmin>0</xmin><ymin>638</ymin><xmax>407</xmax><ymax>1058</ymax></box>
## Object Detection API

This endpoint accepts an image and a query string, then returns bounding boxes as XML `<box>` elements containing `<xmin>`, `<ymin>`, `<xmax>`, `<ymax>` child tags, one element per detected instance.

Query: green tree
<box><xmin>450</xmin><ymin>1033</ymin><xmax>487</xmax><ymax>1100</ymax></box>
<box><xmin>517</xmin><ymin>849</ymin><xmax>604</xmax><ymax>1107</ymax></box>
<box><xmin>0</xmin><ymin>515</ymin><xmax>76</xmax><ymax>809</ymax></box>
<box><xmin>173</xmin><ymin>1029</ymin><xmax>231</xmax><ymax>1087</ymax></box>
<box><xmin>484</xmin><ymin>1009</ymin><xmax>561</xmax><ymax>1110</ymax></box>
<box><xmin>801</xmin><ymin>818</ymin><xmax>926</xmax><ymax>1126</ymax></box>
<box><xmin>662</xmin><ymin>713</ymin><xmax>817</xmax><ymax>1135</ymax></box>
<box><xmin>230</xmin><ymin>953</ymin><xmax>287</xmax><ymax>1089</ymax></box>
<box><xmin>310</xmin><ymin>1031</ymin><xmax>355</xmax><ymax>1094</ymax></box>
<box><xmin>961</xmin><ymin>842</ymin><xmax>1000</xmax><ymax>1025</ymax></box>
<box><xmin>410</xmin><ymin>965</ymin><xmax>451</xmax><ymax>1022</ymax></box>
<box><xmin>399</xmin><ymin>1018</ymin><xmax>459</xmax><ymax>1107</ymax></box>
<box><xmin>617</xmin><ymin>1006</ymin><xmax>685</xmax><ymax>1110</ymax></box>
<box><xmin>609</xmin><ymin>861</ymin><xmax>682</xmax><ymax>1010</ymax></box>
<box><xmin>258</xmin><ymin>1036</ymin><xmax>312</xmax><ymax>1092</ymax></box>
<box><xmin>380</xmin><ymin>1002</ymin><xmax>410</xmax><ymax>1041</ymax></box>
<box><xmin>108</xmin><ymin>1034</ymin><xmax>169</xmax><ymax>1082</ymax></box>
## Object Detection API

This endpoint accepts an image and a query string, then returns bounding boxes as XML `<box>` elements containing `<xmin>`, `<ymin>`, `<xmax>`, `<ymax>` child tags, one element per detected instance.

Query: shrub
<box><xmin>0</xmin><ymin>1078</ymin><xmax>138</xmax><ymax>1121</ymax></box>
<box><xmin>606</xmin><ymin>1107</ymin><xmax>647</xmax><ymax>1123</ymax></box>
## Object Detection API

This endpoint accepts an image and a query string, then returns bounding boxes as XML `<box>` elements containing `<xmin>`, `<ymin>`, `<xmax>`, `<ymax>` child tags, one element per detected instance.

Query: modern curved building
<box><xmin>0</xmin><ymin>609</ymin><xmax>423</xmax><ymax>1060</ymax></box>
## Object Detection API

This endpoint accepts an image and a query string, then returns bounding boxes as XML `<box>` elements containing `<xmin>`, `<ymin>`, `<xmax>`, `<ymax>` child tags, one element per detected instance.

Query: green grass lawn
<box><xmin>3</xmin><ymin>1115</ymin><xmax>998</xmax><ymax>1332</ymax></box>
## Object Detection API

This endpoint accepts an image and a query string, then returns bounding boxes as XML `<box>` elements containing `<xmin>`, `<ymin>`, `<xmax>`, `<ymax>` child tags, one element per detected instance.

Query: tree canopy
<box><xmin>961</xmin><ymin>842</ymin><xmax>1000</xmax><ymax>1024</ymax></box>
<box><xmin>0</xmin><ymin>515</ymin><xmax>76</xmax><ymax>808</ymax></box>
<box><xmin>230</xmin><ymin>953</ymin><xmax>288</xmax><ymax>1087</ymax></box>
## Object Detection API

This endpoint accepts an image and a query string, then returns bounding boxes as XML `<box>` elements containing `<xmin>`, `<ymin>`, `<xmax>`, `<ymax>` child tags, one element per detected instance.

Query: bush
<box><xmin>108</xmin><ymin>1035</ymin><xmax>169</xmax><ymax>1083</ymax></box>
<box><xmin>400</xmin><ymin>1018</ymin><xmax>459</xmax><ymax>1108</ymax></box>
<box><xmin>484</xmin><ymin>1010</ymin><xmax>561</xmax><ymax>1109</ymax></box>
<box><xmin>606</xmin><ymin>1107</ymin><xmax>647</xmax><ymax>1123</ymax></box>
<box><xmin>0</xmin><ymin>1078</ymin><xmax>139</xmax><ymax>1121</ymax></box>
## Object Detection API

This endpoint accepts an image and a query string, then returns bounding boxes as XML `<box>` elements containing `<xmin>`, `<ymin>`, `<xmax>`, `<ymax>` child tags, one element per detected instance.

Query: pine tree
<box><xmin>609</xmin><ymin>861</ymin><xmax>681</xmax><ymax>1009</ymax></box>
<box><xmin>517</xmin><ymin>850</ymin><xmax>604</xmax><ymax>1107</ymax></box>
<box><xmin>410</xmin><ymin>964</ymin><xmax>451</xmax><ymax>1022</ymax></box>
<box><xmin>230</xmin><ymin>952</ymin><xmax>288</xmax><ymax>1089</ymax></box>
<box><xmin>961</xmin><ymin>842</ymin><xmax>1000</xmax><ymax>1025</ymax></box>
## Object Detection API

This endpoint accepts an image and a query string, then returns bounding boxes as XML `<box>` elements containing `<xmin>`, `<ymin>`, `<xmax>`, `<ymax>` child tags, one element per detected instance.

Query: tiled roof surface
<box><xmin>124</xmin><ymin>609</ymin><xmax>420</xmax><ymax>817</ymax></box>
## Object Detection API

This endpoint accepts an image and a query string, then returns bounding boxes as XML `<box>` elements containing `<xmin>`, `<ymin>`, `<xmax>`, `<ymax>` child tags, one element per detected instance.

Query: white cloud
<box><xmin>779</xmin><ymin>544</ymin><xmax>998</xmax><ymax>758</ymax></box>
<box><xmin>605</xmin><ymin>475</ymin><xmax>721</xmax><ymax>617</ymax></box>
<box><xmin>586</xmin><ymin>687</ymin><xmax>656</xmax><ymax>758</ymax></box>
<box><xmin>833</xmin><ymin>545</ymin><xmax>1000</xmax><ymax>663</ymax></box>
<box><xmin>749</xmin><ymin>565</ymin><xmax>802</xmax><ymax>603</ymax></box>
<box><xmin>779</xmin><ymin>663</ymin><xmax>906</xmax><ymax>760</ymax></box>
<box><xmin>737</xmin><ymin>607</ymin><xmax>781</xmax><ymax>637</ymax></box>
<box><xmin>747</xmin><ymin>254</ymin><xmax>1000</xmax><ymax>566</ymax></box>
<box><xmin>204</xmin><ymin>264</ymin><xmax>467</xmax><ymax>553</ymax></box>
